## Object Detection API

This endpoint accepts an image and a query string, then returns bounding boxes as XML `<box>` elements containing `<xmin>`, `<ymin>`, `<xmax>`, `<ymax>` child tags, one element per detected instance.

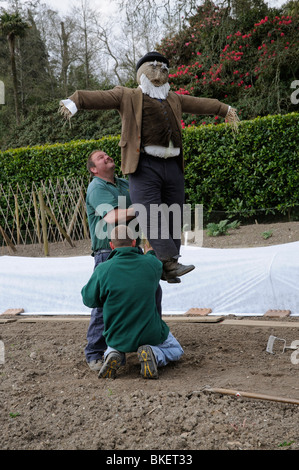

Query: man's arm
<box><xmin>81</xmin><ymin>271</ymin><xmax>103</xmax><ymax>308</ymax></box>
<box><xmin>103</xmin><ymin>207</ymin><xmax>136</xmax><ymax>225</ymax></box>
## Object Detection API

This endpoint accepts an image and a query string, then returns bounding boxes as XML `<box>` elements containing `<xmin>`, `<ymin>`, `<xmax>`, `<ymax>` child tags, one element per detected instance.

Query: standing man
<box><xmin>84</xmin><ymin>149</ymin><xmax>138</xmax><ymax>371</ymax></box>
<box><xmin>60</xmin><ymin>51</ymin><xmax>239</xmax><ymax>281</ymax></box>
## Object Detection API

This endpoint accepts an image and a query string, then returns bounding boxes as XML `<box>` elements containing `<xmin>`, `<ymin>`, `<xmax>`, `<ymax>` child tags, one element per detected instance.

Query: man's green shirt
<box><xmin>86</xmin><ymin>176</ymin><xmax>133</xmax><ymax>252</ymax></box>
<box><xmin>81</xmin><ymin>247</ymin><xmax>169</xmax><ymax>352</ymax></box>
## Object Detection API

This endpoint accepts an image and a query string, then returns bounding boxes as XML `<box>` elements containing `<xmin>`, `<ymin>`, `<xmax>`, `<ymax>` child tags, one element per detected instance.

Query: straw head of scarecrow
<box><xmin>136</xmin><ymin>51</ymin><xmax>170</xmax><ymax>88</ymax></box>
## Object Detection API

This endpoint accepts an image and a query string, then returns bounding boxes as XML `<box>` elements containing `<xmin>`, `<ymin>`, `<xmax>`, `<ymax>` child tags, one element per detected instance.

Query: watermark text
<box><xmin>94</xmin><ymin>198</ymin><xmax>203</xmax><ymax>245</ymax></box>
<box><xmin>290</xmin><ymin>80</ymin><xmax>299</xmax><ymax>105</ymax></box>
<box><xmin>0</xmin><ymin>340</ymin><xmax>4</xmax><ymax>365</ymax></box>
<box><xmin>0</xmin><ymin>81</ymin><xmax>4</xmax><ymax>105</ymax></box>
<box><xmin>291</xmin><ymin>340</ymin><xmax>299</xmax><ymax>365</ymax></box>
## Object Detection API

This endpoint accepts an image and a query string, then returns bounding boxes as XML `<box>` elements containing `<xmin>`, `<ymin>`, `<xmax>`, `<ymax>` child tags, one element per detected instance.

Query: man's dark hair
<box><xmin>111</xmin><ymin>225</ymin><xmax>135</xmax><ymax>247</ymax></box>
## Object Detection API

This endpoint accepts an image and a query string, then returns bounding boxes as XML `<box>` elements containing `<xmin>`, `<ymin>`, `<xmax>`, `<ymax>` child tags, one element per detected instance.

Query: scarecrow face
<box><xmin>137</xmin><ymin>61</ymin><xmax>169</xmax><ymax>87</ymax></box>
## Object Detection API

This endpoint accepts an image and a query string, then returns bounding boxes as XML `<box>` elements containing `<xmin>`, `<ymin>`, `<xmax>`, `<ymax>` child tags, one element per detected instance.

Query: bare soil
<box><xmin>1</xmin><ymin>221</ymin><xmax>299</xmax><ymax>452</ymax></box>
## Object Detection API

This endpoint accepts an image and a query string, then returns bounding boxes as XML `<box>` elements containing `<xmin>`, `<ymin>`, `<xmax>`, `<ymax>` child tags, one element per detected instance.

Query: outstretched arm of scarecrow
<box><xmin>180</xmin><ymin>95</ymin><xmax>240</xmax><ymax>131</ymax></box>
<box><xmin>58</xmin><ymin>88</ymin><xmax>122</xmax><ymax>124</ymax></box>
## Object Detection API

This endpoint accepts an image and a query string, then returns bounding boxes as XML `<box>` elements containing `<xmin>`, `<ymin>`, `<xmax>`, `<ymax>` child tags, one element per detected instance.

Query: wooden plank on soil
<box><xmin>14</xmin><ymin>317</ymin><xmax>299</xmax><ymax>327</ymax></box>
<box><xmin>0</xmin><ymin>318</ymin><xmax>18</xmax><ymax>323</ymax></box>
<box><xmin>17</xmin><ymin>316</ymin><xmax>90</xmax><ymax>322</ymax></box>
<box><xmin>1</xmin><ymin>308</ymin><xmax>24</xmax><ymax>316</ymax></box>
<box><xmin>264</xmin><ymin>309</ymin><xmax>291</xmax><ymax>318</ymax></box>
<box><xmin>184</xmin><ymin>308</ymin><xmax>212</xmax><ymax>316</ymax></box>
<box><xmin>163</xmin><ymin>315</ymin><xmax>224</xmax><ymax>323</ymax></box>
<box><xmin>16</xmin><ymin>315</ymin><xmax>224</xmax><ymax>324</ymax></box>
<box><xmin>221</xmin><ymin>319</ymin><xmax>299</xmax><ymax>328</ymax></box>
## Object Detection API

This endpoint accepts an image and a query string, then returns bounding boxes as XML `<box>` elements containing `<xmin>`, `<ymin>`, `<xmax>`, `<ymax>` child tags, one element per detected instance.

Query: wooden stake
<box><xmin>14</xmin><ymin>194</ymin><xmax>20</xmax><ymax>245</ymax></box>
<box><xmin>38</xmin><ymin>190</ymin><xmax>49</xmax><ymax>256</ymax></box>
<box><xmin>80</xmin><ymin>189</ymin><xmax>89</xmax><ymax>239</ymax></box>
<box><xmin>44</xmin><ymin>205</ymin><xmax>74</xmax><ymax>247</ymax></box>
<box><xmin>0</xmin><ymin>225</ymin><xmax>16</xmax><ymax>252</ymax></box>
<box><xmin>32</xmin><ymin>191</ymin><xmax>41</xmax><ymax>244</ymax></box>
<box><xmin>203</xmin><ymin>386</ymin><xmax>299</xmax><ymax>406</ymax></box>
<box><xmin>67</xmin><ymin>191</ymin><xmax>83</xmax><ymax>236</ymax></box>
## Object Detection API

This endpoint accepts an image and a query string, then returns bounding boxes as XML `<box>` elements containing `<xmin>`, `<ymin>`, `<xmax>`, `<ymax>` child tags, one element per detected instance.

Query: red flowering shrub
<box><xmin>158</xmin><ymin>0</ymin><xmax>299</xmax><ymax>125</ymax></box>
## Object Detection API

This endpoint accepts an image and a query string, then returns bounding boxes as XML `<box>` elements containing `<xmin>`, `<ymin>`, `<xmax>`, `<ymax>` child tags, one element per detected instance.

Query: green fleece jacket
<box><xmin>81</xmin><ymin>247</ymin><xmax>169</xmax><ymax>352</ymax></box>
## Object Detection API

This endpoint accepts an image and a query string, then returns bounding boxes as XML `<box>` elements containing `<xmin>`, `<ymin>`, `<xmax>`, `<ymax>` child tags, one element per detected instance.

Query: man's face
<box><xmin>90</xmin><ymin>151</ymin><xmax>115</xmax><ymax>176</ymax></box>
<box><xmin>137</xmin><ymin>61</ymin><xmax>169</xmax><ymax>87</ymax></box>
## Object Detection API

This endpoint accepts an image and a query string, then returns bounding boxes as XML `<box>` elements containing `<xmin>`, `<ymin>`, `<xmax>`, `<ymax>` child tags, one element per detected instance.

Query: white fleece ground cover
<box><xmin>0</xmin><ymin>242</ymin><xmax>298</xmax><ymax>316</ymax></box>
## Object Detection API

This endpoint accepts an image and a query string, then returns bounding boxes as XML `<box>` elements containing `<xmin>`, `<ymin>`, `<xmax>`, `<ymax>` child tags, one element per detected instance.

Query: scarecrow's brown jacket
<box><xmin>68</xmin><ymin>86</ymin><xmax>229</xmax><ymax>175</ymax></box>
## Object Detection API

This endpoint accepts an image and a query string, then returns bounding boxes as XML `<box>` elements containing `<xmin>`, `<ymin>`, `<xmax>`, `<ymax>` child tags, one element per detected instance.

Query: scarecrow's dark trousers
<box><xmin>129</xmin><ymin>153</ymin><xmax>185</xmax><ymax>262</ymax></box>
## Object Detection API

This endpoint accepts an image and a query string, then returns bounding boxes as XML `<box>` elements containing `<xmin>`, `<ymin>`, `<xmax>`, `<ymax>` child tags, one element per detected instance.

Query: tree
<box><xmin>35</xmin><ymin>8</ymin><xmax>78</xmax><ymax>96</ymax></box>
<box><xmin>17</xmin><ymin>10</ymin><xmax>54</xmax><ymax>111</ymax></box>
<box><xmin>36</xmin><ymin>2</ymin><xmax>102</xmax><ymax>95</ymax></box>
<box><xmin>70</xmin><ymin>0</ymin><xmax>100</xmax><ymax>89</ymax></box>
<box><xmin>59</xmin><ymin>20</ymin><xmax>72</xmax><ymax>96</ymax></box>
<box><xmin>0</xmin><ymin>11</ymin><xmax>30</xmax><ymax>124</ymax></box>
<box><xmin>90</xmin><ymin>0</ymin><xmax>199</xmax><ymax>84</ymax></box>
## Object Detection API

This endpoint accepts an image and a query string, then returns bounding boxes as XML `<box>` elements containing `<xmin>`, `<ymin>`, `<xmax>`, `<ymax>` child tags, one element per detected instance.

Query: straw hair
<box><xmin>58</xmin><ymin>102</ymin><xmax>72</xmax><ymax>128</ymax></box>
<box><xmin>225</xmin><ymin>107</ymin><xmax>240</xmax><ymax>132</ymax></box>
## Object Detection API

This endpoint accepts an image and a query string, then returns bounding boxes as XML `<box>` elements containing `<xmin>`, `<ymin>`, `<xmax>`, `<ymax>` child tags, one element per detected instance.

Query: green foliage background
<box><xmin>1</xmin><ymin>1</ymin><xmax>298</xmax><ymax>150</ymax></box>
<box><xmin>182</xmin><ymin>113</ymin><xmax>299</xmax><ymax>220</ymax></box>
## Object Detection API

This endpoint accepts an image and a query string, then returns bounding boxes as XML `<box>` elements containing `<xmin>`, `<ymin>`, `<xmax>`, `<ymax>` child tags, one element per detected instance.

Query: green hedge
<box><xmin>183</xmin><ymin>112</ymin><xmax>299</xmax><ymax>219</ymax></box>
<box><xmin>0</xmin><ymin>136</ymin><xmax>121</xmax><ymax>189</ymax></box>
<box><xmin>0</xmin><ymin>113</ymin><xmax>298</xmax><ymax>219</ymax></box>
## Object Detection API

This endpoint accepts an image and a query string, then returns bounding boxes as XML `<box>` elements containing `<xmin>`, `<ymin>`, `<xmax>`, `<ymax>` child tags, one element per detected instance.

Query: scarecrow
<box><xmin>60</xmin><ymin>51</ymin><xmax>239</xmax><ymax>283</ymax></box>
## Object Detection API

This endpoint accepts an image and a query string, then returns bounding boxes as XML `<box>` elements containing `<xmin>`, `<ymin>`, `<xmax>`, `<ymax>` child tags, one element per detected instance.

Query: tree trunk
<box><xmin>84</xmin><ymin>25</ymin><xmax>90</xmax><ymax>88</ymax></box>
<box><xmin>7</xmin><ymin>33</ymin><xmax>20</xmax><ymax>125</ymax></box>
<box><xmin>60</xmin><ymin>21</ymin><xmax>69</xmax><ymax>96</ymax></box>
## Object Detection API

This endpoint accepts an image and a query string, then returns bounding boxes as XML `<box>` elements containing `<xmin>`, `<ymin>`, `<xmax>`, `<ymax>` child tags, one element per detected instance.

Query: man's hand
<box><xmin>142</xmin><ymin>238</ymin><xmax>153</xmax><ymax>253</ymax></box>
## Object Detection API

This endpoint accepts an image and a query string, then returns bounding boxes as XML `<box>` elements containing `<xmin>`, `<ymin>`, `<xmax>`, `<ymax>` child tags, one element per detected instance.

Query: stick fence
<box><xmin>0</xmin><ymin>177</ymin><xmax>90</xmax><ymax>255</ymax></box>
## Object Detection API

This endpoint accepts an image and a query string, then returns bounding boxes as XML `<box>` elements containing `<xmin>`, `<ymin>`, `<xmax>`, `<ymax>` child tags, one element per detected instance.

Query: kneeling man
<box><xmin>81</xmin><ymin>225</ymin><xmax>183</xmax><ymax>379</ymax></box>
